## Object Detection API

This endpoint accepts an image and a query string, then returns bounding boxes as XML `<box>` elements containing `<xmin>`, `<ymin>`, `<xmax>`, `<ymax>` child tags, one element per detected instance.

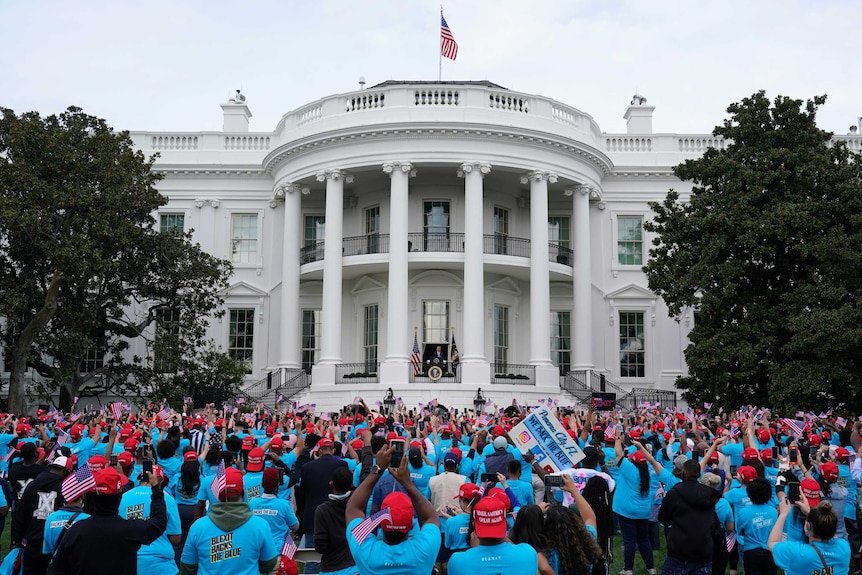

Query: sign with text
<box><xmin>590</xmin><ymin>392</ymin><xmax>616</xmax><ymax>411</ymax></box>
<box><xmin>508</xmin><ymin>406</ymin><xmax>585</xmax><ymax>473</ymax></box>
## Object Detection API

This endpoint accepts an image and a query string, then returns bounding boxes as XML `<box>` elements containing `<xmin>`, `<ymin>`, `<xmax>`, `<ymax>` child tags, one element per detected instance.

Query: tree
<box><xmin>0</xmin><ymin>107</ymin><xmax>233</xmax><ymax>412</ymax></box>
<box><xmin>644</xmin><ymin>92</ymin><xmax>862</xmax><ymax>413</ymax></box>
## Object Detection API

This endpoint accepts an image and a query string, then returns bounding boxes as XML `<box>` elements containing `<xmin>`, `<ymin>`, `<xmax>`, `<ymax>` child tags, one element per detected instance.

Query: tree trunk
<box><xmin>7</xmin><ymin>272</ymin><xmax>63</xmax><ymax>414</ymax></box>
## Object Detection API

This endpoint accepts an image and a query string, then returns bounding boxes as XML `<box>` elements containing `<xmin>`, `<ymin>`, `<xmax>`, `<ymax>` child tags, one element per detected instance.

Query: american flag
<box><xmin>440</xmin><ymin>14</ymin><xmax>458</xmax><ymax>60</ymax></box>
<box><xmin>61</xmin><ymin>464</ymin><xmax>96</xmax><ymax>502</ymax></box>
<box><xmin>605</xmin><ymin>422</ymin><xmax>617</xmax><ymax>438</ymax></box>
<box><xmin>836</xmin><ymin>416</ymin><xmax>848</xmax><ymax>429</ymax></box>
<box><xmin>47</xmin><ymin>429</ymin><xmax>70</xmax><ymax>462</ymax></box>
<box><xmin>351</xmin><ymin>508</ymin><xmax>392</xmax><ymax>545</ymax></box>
<box><xmin>781</xmin><ymin>418</ymin><xmax>806</xmax><ymax>438</ymax></box>
<box><xmin>183</xmin><ymin>396</ymin><xmax>193</xmax><ymax>405</ymax></box>
<box><xmin>478</xmin><ymin>414</ymin><xmax>493</xmax><ymax>427</ymax></box>
<box><xmin>726</xmin><ymin>531</ymin><xmax>737</xmax><ymax>552</ymax></box>
<box><xmin>729</xmin><ymin>424</ymin><xmax>741</xmax><ymax>438</ymax></box>
<box><xmin>411</xmin><ymin>333</ymin><xmax>422</xmax><ymax>376</ymax></box>
<box><xmin>281</xmin><ymin>534</ymin><xmax>297</xmax><ymax>560</ymax></box>
<box><xmin>110</xmin><ymin>402</ymin><xmax>125</xmax><ymax>421</ymax></box>
<box><xmin>157</xmin><ymin>406</ymin><xmax>171</xmax><ymax>420</ymax></box>
<box><xmin>654</xmin><ymin>481</ymin><xmax>666</xmax><ymax>502</ymax></box>
<box><xmin>212</xmin><ymin>460</ymin><xmax>226</xmax><ymax>499</ymax></box>
<box><xmin>235</xmin><ymin>397</ymin><xmax>246</xmax><ymax>405</ymax></box>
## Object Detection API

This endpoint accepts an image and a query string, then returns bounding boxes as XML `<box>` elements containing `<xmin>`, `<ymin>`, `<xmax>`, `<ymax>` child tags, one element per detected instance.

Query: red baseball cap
<box><xmin>759</xmin><ymin>449</ymin><xmax>773</xmax><ymax>464</ymax></box>
<box><xmin>117</xmin><ymin>451</ymin><xmax>135</xmax><ymax>467</ymax></box>
<box><xmin>473</xmin><ymin>495</ymin><xmax>508</xmax><ymax>539</ymax></box>
<box><xmin>455</xmin><ymin>483</ymin><xmax>480</xmax><ymax>500</ymax></box>
<box><xmin>737</xmin><ymin>465</ymin><xmax>757</xmax><ymax>483</ymax></box>
<box><xmin>241</xmin><ymin>436</ymin><xmax>255</xmax><ymax>451</ymax></box>
<box><xmin>757</xmin><ymin>428</ymin><xmax>771</xmax><ymax>443</ymax></box>
<box><xmin>835</xmin><ymin>447</ymin><xmax>850</xmax><ymax>462</ymax></box>
<box><xmin>123</xmin><ymin>438</ymin><xmax>139</xmax><ymax>452</ymax></box>
<box><xmin>800</xmin><ymin>478</ymin><xmax>822</xmax><ymax>508</ymax></box>
<box><xmin>819</xmin><ymin>462</ymin><xmax>839</xmax><ymax>483</ymax></box>
<box><xmin>183</xmin><ymin>451</ymin><xmax>199</xmax><ymax>462</ymax></box>
<box><xmin>742</xmin><ymin>448</ymin><xmax>760</xmax><ymax>461</ymax></box>
<box><xmin>246</xmin><ymin>448</ymin><xmax>265</xmax><ymax>472</ymax></box>
<box><xmin>270</xmin><ymin>437</ymin><xmax>284</xmax><ymax>450</ymax></box>
<box><xmin>351</xmin><ymin>438</ymin><xmax>364</xmax><ymax>450</ymax></box>
<box><xmin>70</xmin><ymin>424</ymin><xmax>85</xmax><ymax>438</ymax></box>
<box><xmin>93</xmin><ymin>468</ymin><xmax>128</xmax><ymax>495</ymax></box>
<box><xmin>492</xmin><ymin>425</ymin><xmax>506</xmax><ymax>437</ymax></box>
<box><xmin>809</xmin><ymin>434</ymin><xmax>822</xmax><ymax>445</ymax></box>
<box><xmin>88</xmin><ymin>455</ymin><xmax>108</xmax><ymax>473</ymax></box>
<box><xmin>629</xmin><ymin>451</ymin><xmax>646</xmax><ymax>465</ymax></box>
<box><xmin>217</xmin><ymin>467</ymin><xmax>244</xmax><ymax>499</ymax></box>
<box><xmin>380</xmin><ymin>491</ymin><xmax>414</xmax><ymax>533</ymax></box>
<box><xmin>318</xmin><ymin>438</ymin><xmax>334</xmax><ymax>449</ymax></box>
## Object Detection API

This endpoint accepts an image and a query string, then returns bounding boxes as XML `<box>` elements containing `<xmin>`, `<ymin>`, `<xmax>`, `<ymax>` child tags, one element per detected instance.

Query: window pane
<box><xmin>548</xmin><ymin>217</ymin><xmax>570</xmax><ymax>249</ymax></box>
<box><xmin>494</xmin><ymin>305</ymin><xmax>509</xmax><ymax>367</ymax></box>
<box><xmin>301</xmin><ymin>309</ymin><xmax>322</xmax><ymax>373</ymax></box>
<box><xmin>304</xmin><ymin>216</ymin><xmax>325</xmax><ymax>246</ymax></box>
<box><xmin>231</xmin><ymin>214</ymin><xmax>258</xmax><ymax>264</ymax></box>
<box><xmin>364</xmin><ymin>305</ymin><xmax>378</xmax><ymax>371</ymax></box>
<box><xmin>154</xmin><ymin>308</ymin><xmax>181</xmax><ymax>373</ymax></box>
<box><xmin>365</xmin><ymin>207</ymin><xmax>380</xmax><ymax>234</ymax></box>
<box><xmin>423</xmin><ymin>301</ymin><xmax>449</xmax><ymax>344</ymax></box>
<box><xmin>160</xmin><ymin>214</ymin><xmax>184</xmax><ymax>235</ymax></box>
<box><xmin>550</xmin><ymin>311</ymin><xmax>571</xmax><ymax>374</ymax></box>
<box><xmin>619</xmin><ymin>311</ymin><xmax>645</xmax><ymax>377</ymax></box>
<box><xmin>617</xmin><ymin>216</ymin><xmax>643</xmax><ymax>266</ymax></box>
<box><xmin>229</xmin><ymin>309</ymin><xmax>255</xmax><ymax>374</ymax></box>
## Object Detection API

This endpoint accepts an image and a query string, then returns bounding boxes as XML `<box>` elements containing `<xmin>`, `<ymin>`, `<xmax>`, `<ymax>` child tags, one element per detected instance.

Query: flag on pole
<box><xmin>450</xmin><ymin>335</ymin><xmax>460</xmax><ymax>365</ymax></box>
<box><xmin>478</xmin><ymin>414</ymin><xmax>493</xmax><ymax>427</ymax></box>
<box><xmin>281</xmin><ymin>534</ymin><xmax>297</xmax><ymax>560</ymax></box>
<box><xmin>47</xmin><ymin>429</ymin><xmax>70</xmax><ymax>462</ymax></box>
<box><xmin>350</xmin><ymin>508</ymin><xmax>392</xmax><ymax>545</ymax></box>
<box><xmin>157</xmin><ymin>406</ymin><xmax>171</xmax><ymax>420</ymax></box>
<box><xmin>836</xmin><ymin>416</ymin><xmax>848</xmax><ymax>429</ymax></box>
<box><xmin>440</xmin><ymin>14</ymin><xmax>458</xmax><ymax>60</ymax></box>
<box><xmin>110</xmin><ymin>402</ymin><xmax>125</xmax><ymax>421</ymax></box>
<box><xmin>411</xmin><ymin>333</ymin><xmax>422</xmax><ymax>376</ymax></box>
<box><xmin>61</xmin><ymin>464</ymin><xmax>97</xmax><ymax>502</ymax></box>
<box><xmin>781</xmin><ymin>418</ymin><xmax>806</xmax><ymax>438</ymax></box>
<box><xmin>726</xmin><ymin>531</ymin><xmax>737</xmax><ymax>552</ymax></box>
<box><xmin>212</xmin><ymin>460</ymin><xmax>226</xmax><ymax>499</ymax></box>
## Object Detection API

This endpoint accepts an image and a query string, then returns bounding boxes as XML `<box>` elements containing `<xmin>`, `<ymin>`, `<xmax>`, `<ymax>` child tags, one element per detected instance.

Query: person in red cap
<box><xmin>448</xmin><ymin>493</ymin><xmax>537</xmax><ymax>575</ymax></box>
<box><xmin>249</xmin><ymin>467</ymin><xmax>299</xmax><ymax>551</ymax></box>
<box><xmin>181</xmin><ymin>466</ymin><xmax>279</xmax><ymax>575</ymax></box>
<box><xmin>346</xmin><ymin>443</ymin><xmax>440</xmax><ymax>574</ymax></box>
<box><xmin>809</xmin><ymin>460</ymin><xmax>851</xmax><ymax>541</ymax></box>
<box><xmin>48</xmin><ymin>467</ymin><xmax>167</xmax><ymax>575</ymax></box>
<box><xmin>613</xmin><ymin>433</ymin><xmax>656</xmax><ymax>575</ymax></box>
<box><xmin>8</xmin><ymin>442</ymin><xmax>46</xmax><ymax>505</ymax></box>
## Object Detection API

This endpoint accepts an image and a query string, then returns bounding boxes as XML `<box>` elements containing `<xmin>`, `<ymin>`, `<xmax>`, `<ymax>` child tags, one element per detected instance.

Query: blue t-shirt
<box><xmin>119</xmin><ymin>486</ymin><xmax>182</xmax><ymax>575</ymax></box>
<box><xmin>346</xmin><ymin>517</ymin><xmax>440</xmax><ymax>575</ymax></box>
<box><xmin>721</xmin><ymin>442</ymin><xmax>744</xmax><ymax>468</ymax></box>
<box><xmin>243</xmin><ymin>471</ymin><xmax>264</xmax><ymax>502</ymax></box>
<box><xmin>772</xmin><ymin>538</ymin><xmax>850</xmax><ymax>575</ymax></box>
<box><xmin>736</xmin><ymin>503</ymin><xmax>777</xmax><ymax>551</ymax></box>
<box><xmin>43</xmin><ymin>507</ymin><xmax>89</xmax><ymax>555</ymax></box>
<box><xmin>612</xmin><ymin>458</ymin><xmax>653</xmax><ymax>519</ymax></box>
<box><xmin>173</xmin><ymin>475</ymin><xmax>202</xmax><ymax>506</ymax></box>
<box><xmin>448</xmin><ymin>541</ymin><xmax>538</xmax><ymax>575</ymax></box>
<box><xmin>715</xmin><ymin>498</ymin><xmax>733</xmax><ymax>534</ymax></box>
<box><xmin>181</xmin><ymin>507</ymin><xmax>278</xmax><ymax>575</ymax></box>
<box><xmin>444</xmin><ymin>513</ymin><xmax>471</xmax><ymax>551</ymax></box>
<box><xmin>408</xmin><ymin>464</ymin><xmax>437</xmax><ymax>500</ymax></box>
<box><xmin>249</xmin><ymin>494</ymin><xmax>298</xmax><ymax>550</ymax></box>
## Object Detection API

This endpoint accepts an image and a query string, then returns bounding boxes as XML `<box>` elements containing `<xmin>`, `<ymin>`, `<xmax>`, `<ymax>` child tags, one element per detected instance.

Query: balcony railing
<box><xmin>549</xmin><ymin>243</ymin><xmax>573</xmax><ymax>266</ymax></box>
<box><xmin>343</xmin><ymin>234</ymin><xmax>390</xmax><ymax>256</ymax></box>
<box><xmin>409</xmin><ymin>366</ymin><xmax>462</xmax><ymax>383</ymax></box>
<box><xmin>482</xmin><ymin>234</ymin><xmax>530</xmax><ymax>257</ymax></box>
<box><xmin>407</xmin><ymin>232</ymin><xmax>465</xmax><ymax>253</ymax></box>
<box><xmin>300</xmin><ymin>241</ymin><xmax>325</xmax><ymax>264</ymax></box>
<box><xmin>491</xmin><ymin>363</ymin><xmax>536</xmax><ymax>385</ymax></box>
<box><xmin>336</xmin><ymin>363</ymin><xmax>380</xmax><ymax>383</ymax></box>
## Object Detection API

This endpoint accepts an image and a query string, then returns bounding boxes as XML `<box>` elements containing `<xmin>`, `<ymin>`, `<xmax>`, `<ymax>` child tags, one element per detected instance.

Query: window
<box><xmin>154</xmin><ymin>308</ymin><xmax>181</xmax><ymax>373</ymax></box>
<box><xmin>494</xmin><ymin>305</ymin><xmax>509</xmax><ymax>367</ymax></box>
<box><xmin>548</xmin><ymin>217</ymin><xmax>570</xmax><ymax>250</ymax></box>
<box><xmin>365</xmin><ymin>206</ymin><xmax>380</xmax><ymax>253</ymax></box>
<box><xmin>619</xmin><ymin>311</ymin><xmax>645</xmax><ymax>377</ymax></box>
<box><xmin>228</xmin><ymin>309</ymin><xmax>255</xmax><ymax>374</ymax></box>
<box><xmin>159</xmin><ymin>213</ymin><xmax>184</xmax><ymax>235</ymax></box>
<box><xmin>423</xmin><ymin>301</ymin><xmax>449</xmax><ymax>345</ymax></box>
<box><xmin>304</xmin><ymin>215</ymin><xmax>325</xmax><ymax>247</ymax></box>
<box><xmin>363</xmin><ymin>305</ymin><xmax>379</xmax><ymax>372</ymax></box>
<box><xmin>231</xmin><ymin>214</ymin><xmax>258</xmax><ymax>264</ymax></box>
<box><xmin>301</xmin><ymin>309</ymin><xmax>322</xmax><ymax>374</ymax></box>
<box><xmin>493</xmin><ymin>207</ymin><xmax>509</xmax><ymax>254</ymax></box>
<box><xmin>550</xmin><ymin>311</ymin><xmax>571</xmax><ymax>375</ymax></box>
<box><xmin>81</xmin><ymin>345</ymin><xmax>105</xmax><ymax>374</ymax></box>
<box><xmin>423</xmin><ymin>201</ymin><xmax>449</xmax><ymax>251</ymax></box>
<box><xmin>617</xmin><ymin>216</ymin><xmax>643</xmax><ymax>266</ymax></box>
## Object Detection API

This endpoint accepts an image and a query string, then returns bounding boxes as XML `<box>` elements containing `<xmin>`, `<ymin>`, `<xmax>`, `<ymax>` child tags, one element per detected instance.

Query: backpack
<box><xmin>710</xmin><ymin>510</ymin><xmax>727</xmax><ymax>556</ymax></box>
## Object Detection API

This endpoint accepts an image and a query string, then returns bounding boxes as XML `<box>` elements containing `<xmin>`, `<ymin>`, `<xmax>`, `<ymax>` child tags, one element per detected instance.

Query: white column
<box><xmin>458</xmin><ymin>162</ymin><xmax>491</xmax><ymax>363</ymax></box>
<box><xmin>383</xmin><ymin>161</ymin><xmax>414</xmax><ymax>363</ymax></box>
<box><xmin>316</xmin><ymin>169</ymin><xmax>351</xmax><ymax>364</ymax></box>
<box><xmin>522</xmin><ymin>170</ymin><xmax>556</xmax><ymax>366</ymax></box>
<box><xmin>277</xmin><ymin>183</ymin><xmax>306</xmax><ymax>369</ymax></box>
<box><xmin>569</xmin><ymin>185</ymin><xmax>594</xmax><ymax>371</ymax></box>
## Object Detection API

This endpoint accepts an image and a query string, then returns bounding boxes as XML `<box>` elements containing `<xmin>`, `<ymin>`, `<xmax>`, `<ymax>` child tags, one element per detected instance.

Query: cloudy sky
<box><xmin>3</xmin><ymin>0</ymin><xmax>860</xmax><ymax>136</ymax></box>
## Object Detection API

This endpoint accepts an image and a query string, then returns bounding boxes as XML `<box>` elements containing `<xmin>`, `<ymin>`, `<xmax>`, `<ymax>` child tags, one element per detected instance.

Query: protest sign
<box><xmin>508</xmin><ymin>406</ymin><xmax>585</xmax><ymax>473</ymax></box>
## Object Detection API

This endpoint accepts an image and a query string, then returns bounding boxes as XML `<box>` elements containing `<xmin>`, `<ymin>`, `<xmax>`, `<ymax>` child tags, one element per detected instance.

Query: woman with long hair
<box><xmin>173</xmin><ymin>448</ymin><xmax>204</xmax><ymax>550</ymax></box>
<box><xmin>769</xmin><ymin>499</ymin><xmax>850</xmax><ymax>575</ymax></box>
<box><xmin>613</xmin><ymin>432</ymin><xmax>655</xmax><ymax>575</ymax></box>
<box><xmin>539</xmin><ymin>475</ymin><xmax>603</xmax><ymax>575</ymax></box>
<box><xmin>582</xmin><ymin>475</ymin><xmax>614</xmax><ymax>565</ymax></box>
<box><xmin>510</xmin><ymin>503</ymin><xmax>548</xmax><ymax>552</ymax></box>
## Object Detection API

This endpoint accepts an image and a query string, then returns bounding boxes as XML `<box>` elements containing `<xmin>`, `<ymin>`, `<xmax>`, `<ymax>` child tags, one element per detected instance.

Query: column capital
<box><xmin>315</xmin><ymin>169</ymin><xmax>354</xmax><ymax>184</ymax></box>
<box><xmin>520</xmin><ymin>170</ymin><xmax>558</xmax><ymax>185</ymax></box>
<box><xmin>273</xmin><ymin>182</ymin><xmax>309</xmax><ymax>202</ymax></box>
<box><xmin>194</xmin><ymin>198</ymin><xmax>220</xmax><ymax>208</ymax></box>
<box><xmin>563</xmin><ymin>184</ymin><xmax>592</xmax><ymax>197</ymax></box>
<box><xmin>457</xmin><ymin>162</ymin><xmax>491</xmax><ymax>178</ymax></box>
<box><xmin>382</xmin><ymin>161</ymin><xmax>417</xmax><ymax>177</ymax></box>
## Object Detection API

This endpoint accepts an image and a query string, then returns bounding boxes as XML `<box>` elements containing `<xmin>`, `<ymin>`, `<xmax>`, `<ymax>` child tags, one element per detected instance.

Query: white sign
<box><xmin>508</xmin><ymin>406</ymin><xmax>585</xmax><ymax>473</ymax></box>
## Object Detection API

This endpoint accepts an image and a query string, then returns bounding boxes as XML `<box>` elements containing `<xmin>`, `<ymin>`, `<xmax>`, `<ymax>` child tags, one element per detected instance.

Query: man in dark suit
<box><xmin>296</xmin><ymin>437</ymin><xmax>348</xmax><ymax>560</ymax></box>
<box><xmin>431</xmin><ymin>345</ymin><xmax>446</xmax><ymax>365</ymax></box>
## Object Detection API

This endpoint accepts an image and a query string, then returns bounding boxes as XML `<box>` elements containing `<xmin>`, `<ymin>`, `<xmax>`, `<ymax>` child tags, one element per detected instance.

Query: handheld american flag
<box><xmin>281</xmin><ymin>534</ymin><xmax>297</xmax><ymax>560</ymax></box>
<box><xmin>351</xmin><ymin>508</ymin><xmax>392</xmax><ymax>545</ymax></box>
<box><xmin>110</xmin><ymin>402</ymin><xmax>125</xmax><ymax>421</ymax></box>
<box><xmin>411</xmin><ymin>333</ymin><xmax>422</xmax><ymax>376</ymax></box>
<box><xmin>781</xmin><ymin>418</ymin><xmax>806</xmax><ymax>438</ymax></box>
<box><xmin>440</xmin><ymin>14</ymin><xmax>458</xmax><ymax>60</ymax></box>
<box><xmin>212</xmin><ymin>460</ymin><xmax>226</xmax><ymax>499</ymax></box>
<box><xmin>157</xmin><ymin>406</ymin><xmax>171</xmax><ymax>420</ymax></box>
<box><xmin>726</xmin><ymin>531</ymin><xmax>737</xmax><ymax>552</ymax></box>
<box><xmin>61</xmin><ymin>463</ymin><xmax>96</xmax><ymax>502</ymax></box>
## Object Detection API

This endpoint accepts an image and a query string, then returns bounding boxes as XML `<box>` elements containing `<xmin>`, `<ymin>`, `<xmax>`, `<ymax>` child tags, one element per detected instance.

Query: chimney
<box><xmin>220</xmin><ymin>89</ymin><xmax>252</xmax><ymax>132</ymax></box>
<box><xmin>624</xmin><ymin>94</ymin><xmax>655</xmax><ymax>134</ymax></box>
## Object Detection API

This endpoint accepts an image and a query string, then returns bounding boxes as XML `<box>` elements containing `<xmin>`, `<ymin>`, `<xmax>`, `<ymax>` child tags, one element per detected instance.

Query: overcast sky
<box><xmin>3</xmin><ymin>0</ymin><xmax>861</xmax><ymax>136</ymax></box>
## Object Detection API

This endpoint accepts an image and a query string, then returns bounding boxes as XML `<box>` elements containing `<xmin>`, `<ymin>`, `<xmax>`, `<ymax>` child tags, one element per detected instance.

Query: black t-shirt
<box><xmin>8</xmin><ymin>462</ymin><xmax>47</xmax><ymax>505</ymax></box>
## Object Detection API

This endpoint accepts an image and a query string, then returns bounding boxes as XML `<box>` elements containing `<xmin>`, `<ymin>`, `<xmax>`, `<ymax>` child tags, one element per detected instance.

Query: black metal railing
<box><xmin>278</xmin><ymin>369</ymin><xmax>310</xmax><ymax>403</ymax></box>
<box><xmin>561</xmin><ymin>372</ymin><xmax>594</xmax><ymax>402</ymax></box>
<box><xmin>407</xmin><ymin>232</ymin><xmax>465</xmax><ymax>253</ymax></box>
<box><xmin>300</xmin><ymin>241</ymin><xmax>325</xmax><ymax>264</ymax></box>
<box><xmin>483</xmin><ymin>234</ymin><xmax>530</xmax><ymax>257</ymax></box>
<box><xmin>549</xmin><ymin>243</ymin><xmax>573</xmax><ymax>266</ymax></box>
<box><xmin>619</xmin><ymin>388</ymin><xmax>678</xmax><ymax>410</ymax></box>
<box><xmin>240</xmin><ymin>369</ymin><xmax>283</xmax><ymax>403</ymax></box>
<box><xmin>342</xmin><ymin>234</ymin><xmax>390</xmax><ymax>256</ymax></box>
<box><xmin>336</xmin><ymin>363</ymin><xmax>380</xmax><ymax>383</ymax></box>
<box><xmin>491</xmin><ymin>363</ymin><xmax>536</xmax><ymax>384</ymax></box>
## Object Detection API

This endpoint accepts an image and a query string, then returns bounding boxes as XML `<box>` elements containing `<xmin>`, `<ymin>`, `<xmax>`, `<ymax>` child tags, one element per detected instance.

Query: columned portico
<box><xmin>277</xmin><ymin>183</ymin><xmax>306</xmax><ymax>369</ymax></box>
<box><xmin>380</xmin><ymin>161</ymin><xmax>415</xmax><ymax>383</ymax></box>
<box><xmin>569</xmin><ymin>184</ymin><xmax>594</xmax><ymax>371</ymax></box>
<box><xmin>314</xmin><ymin>169</ymin><xmax>352</xmax><ymax>381</ymax></box>
<box><xmin>458</xmin><ymin>162</ymin><xmax>491</xmax><ymax>384</ymax></box>
<box><xmin>523</xmin><ymin>170</ymin><xmax>555</xmax><ymax>366</ymax></box>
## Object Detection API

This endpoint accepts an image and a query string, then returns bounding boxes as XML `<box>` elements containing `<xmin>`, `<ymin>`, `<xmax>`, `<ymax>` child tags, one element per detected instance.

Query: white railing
<box><xmin>677</xmin><ymin>137</ymin><xmax>726</xmax><ymax>153</ymax></box>
<box><xmin>606</xmin><ymin>137</ymin><xmax>652</xmax><ymax>152</ymax></box>
<box><xmin>151</xmin><ymin>135</ymin><xmax>198</xmax><ymax>150</ymax></box>
<box><xmin>488</xmin><ymin>92</ymin><xmax>529</xmax><ymax>113</ymax></box>
<box><xmin>224</xmin><ymin>136</ymin><xmax>270</xmax><ymax>150</ymax></box>
<box><xmin>345</xmin><ymin>91</ymin><xmax>385</xmax><ymax>112</ymax></box>
<box><xmin>296</xmin><ymin>103</ymin><xmax>324</xmax><ymax>126</ymax></box>
<box><xmin>415</xmin><ymin>89</ymin><xmax>459</xmax><ymax>106</ymax></box>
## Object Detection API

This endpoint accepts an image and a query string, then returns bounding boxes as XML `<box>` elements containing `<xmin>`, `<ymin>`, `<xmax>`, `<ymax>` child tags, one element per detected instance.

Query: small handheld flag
<box><xmin>350</xmin><ymin>508</ymin><xmax>392</xmax><ymax>545</ymax></box>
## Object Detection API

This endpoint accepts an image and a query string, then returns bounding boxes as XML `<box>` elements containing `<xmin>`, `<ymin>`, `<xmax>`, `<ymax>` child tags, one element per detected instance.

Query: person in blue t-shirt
<box><xmin>769</xmin><ymin>498</ymin><xmax>850</xmax><ymax>575</ymax></box>
<box><xmin>181</xmin><ymin>466</ymin><xmax>278</xmax><ymax>575</ymax></box>
<box><xmin>737</xmin><ymin>478</ymin><xmax>778</xmax><ymax>575</ymax></box>
<box><xmin>249</xmin><ymin>468</ymin><xmax>298</xmax><ymax>551</ymax></box>
<box><xmin>42</xmin><ymin>475</ymin><xmax>91</xmax><ymax>556</ymax></box>
<box><xmin>345</xmin><ymin>443</ymin><xmax>440</xmax><ymax>575</ymax></box>
<box><xmin>119</xmin><ymin>465</ymin><xmax>182</xmax><ymax>575</ymax></box>
<box><xmin>448</xmin><ymin>494</ymin><xmax>538</xmax><ymax>575</ymax></box>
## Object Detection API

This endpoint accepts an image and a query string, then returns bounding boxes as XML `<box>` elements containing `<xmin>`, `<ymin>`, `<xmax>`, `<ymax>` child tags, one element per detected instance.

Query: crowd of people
<box><xmin>0</xmin><ymin>397</ymin><xmax>857</xmax><ymax>575</ymax></box>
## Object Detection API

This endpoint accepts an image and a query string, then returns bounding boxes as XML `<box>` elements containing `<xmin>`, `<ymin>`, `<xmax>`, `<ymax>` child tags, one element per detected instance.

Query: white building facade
<box><xmin>125</xmin><ymin>81</ymin><xmax>731</xmax><ymax>410</ymax></box>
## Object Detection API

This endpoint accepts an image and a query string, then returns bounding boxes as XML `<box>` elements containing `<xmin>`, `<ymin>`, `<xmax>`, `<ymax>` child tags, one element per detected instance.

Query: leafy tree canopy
<box><xmin>644</xmin><ymin>92</ymin><xmax>862</xmax><ymax>414</ymax></box>
<box><xmin>0</xmin><ymin>107</ymin><xmax>234</xmax><ymax>412</ymax></box>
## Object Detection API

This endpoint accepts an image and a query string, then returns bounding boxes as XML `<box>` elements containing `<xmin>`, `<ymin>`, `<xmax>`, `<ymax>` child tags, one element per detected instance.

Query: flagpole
<box><xmin>438</xmin><ymin>7</ymin><xmax>443</xmax><ymax>82</ymax></box>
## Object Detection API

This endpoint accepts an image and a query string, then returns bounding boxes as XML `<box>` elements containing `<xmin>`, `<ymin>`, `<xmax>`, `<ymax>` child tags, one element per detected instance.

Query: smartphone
<box><xmin>142</xmin><ymin>460</ymin><xmax>153</xmax><ymax>475</ymax></box>
<box><xmin>110</xmin><ymin>454</ymin><xmax>118</xmax><ymax>466</ymax></box>
<box><xmin>789</xmin><ymin>447</ymin><xmax>798</xmax><ymax>464</ymax></box>
<box><xmin>787</xmin><ymin>482</ymin><xmax>800</xmax><ymax>503</ymax></box>
<box><xmin>772</xmin><ymin>446</ymin><xmax>779</xmax><ymax>460</ymax></box>
<box><xmin>480</xmin><ymin>473</ymin><xmax>498</xmax><ymax>484</ymax></box>
<box><xmin>390</xmin><ymin>439</ymin><xmax>405</xmax><ymax>468</ymax></box>
<box><xmin>340</xmin><ymin>432</ymin><xmax>347</xmax><ymax>443</ymax></box>
<box><xmin>543</xmin><ymin>475</ymin><xmax>564</xmax><ymax>487</ymax></box>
